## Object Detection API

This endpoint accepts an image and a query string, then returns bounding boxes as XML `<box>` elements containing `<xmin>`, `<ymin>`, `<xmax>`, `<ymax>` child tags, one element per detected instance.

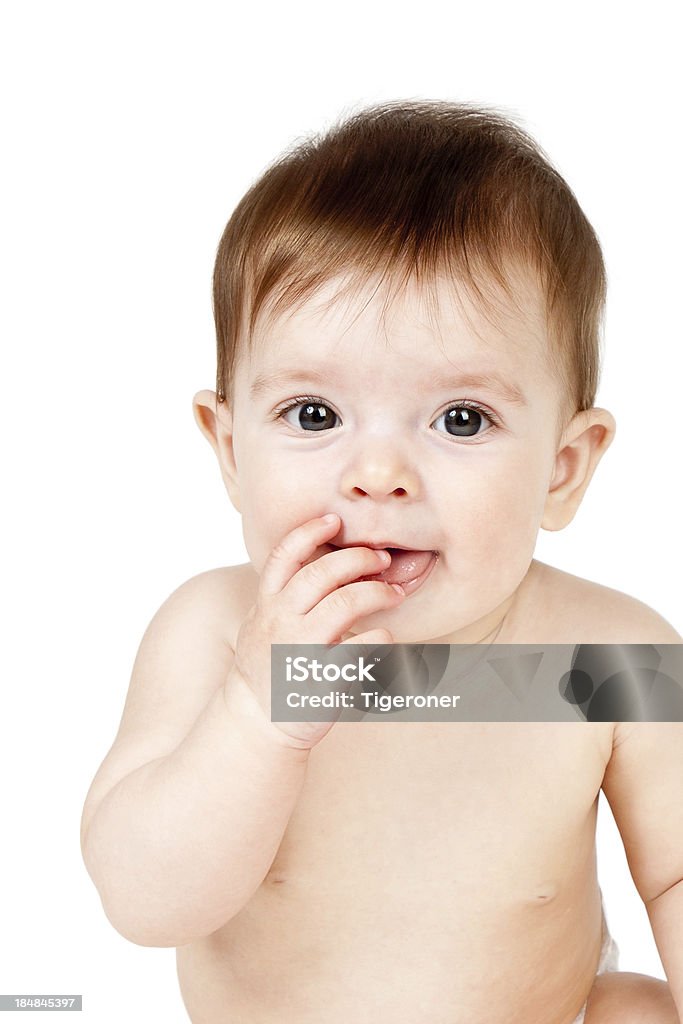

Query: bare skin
<box><xmin>80</xmin><ymin>517</ymin><xmax>682</xmax><ymax>1024</ymax></box>
<box><xmin>161</xmin><ymin>540</ymin><xmax>679</xmax><ymax>1024</ymax></box>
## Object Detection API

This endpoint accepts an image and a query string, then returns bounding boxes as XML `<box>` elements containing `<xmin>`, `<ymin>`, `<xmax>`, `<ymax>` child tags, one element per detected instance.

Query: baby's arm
<box><xmin>602</xmin><ymin>709</ymin><xmax>683</xmax><ymax>1020</ymax></box>
<box><xmin>80</xmin><ymin>515</ymin><xmax>402</xmax><ymax>948</ymax></box>
<box><xmin>80</xmin><ymin>571</ymin><xmax>309</xmax><ymax>948</ymax></box>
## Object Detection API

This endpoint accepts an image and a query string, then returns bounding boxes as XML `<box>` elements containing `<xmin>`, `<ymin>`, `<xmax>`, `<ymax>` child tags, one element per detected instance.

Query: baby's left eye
<box><xmin>432</xmin><ymin>404</ymin><xmax>494</xmax><ymax>438</ymax></box>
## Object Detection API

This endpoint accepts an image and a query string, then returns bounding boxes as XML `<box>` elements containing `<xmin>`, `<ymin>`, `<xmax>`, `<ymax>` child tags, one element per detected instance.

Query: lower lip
<box><xmin>396</xmin><ymin>550</ymin><xmax>439</xmax><ymax>597</ymax></box>
<box><xmin>330</xmin><ymin>546</ymin><xmax>440</xmax><ymax>599</ymax></box>
<box><xmin>357</xmin><ymin>550</ymin><xmax>439</xmax><ymax>597</ymax></box>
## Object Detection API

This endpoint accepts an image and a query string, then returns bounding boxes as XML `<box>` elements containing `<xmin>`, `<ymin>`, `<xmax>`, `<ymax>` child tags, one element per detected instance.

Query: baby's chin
<box><xmin>340</xmin><ymin>618</ymin><xmax>445</xmax><ymax>645</ymax></box>
<box><xmin>344</xmin><ymin>596</ymin><xmax>511</xmax><ymax>645</ymax></box>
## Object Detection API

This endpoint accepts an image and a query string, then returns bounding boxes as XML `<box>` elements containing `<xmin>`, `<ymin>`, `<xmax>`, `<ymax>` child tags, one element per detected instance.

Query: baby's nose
<box><xmin>339</xmin><ymin>446</ymin><xmax>420</xmax><ymax>500</ymax></box>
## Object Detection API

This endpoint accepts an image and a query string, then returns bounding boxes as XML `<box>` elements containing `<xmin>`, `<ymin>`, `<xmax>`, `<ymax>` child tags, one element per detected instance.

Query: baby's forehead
<box><xmin>249</xmin><ymin>268</ymin><xmax>552</xmax><ymax>377</ymax></box>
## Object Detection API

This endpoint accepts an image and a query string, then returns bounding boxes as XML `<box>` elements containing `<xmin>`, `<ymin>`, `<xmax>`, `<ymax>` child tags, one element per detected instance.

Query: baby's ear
<box><xmin>192</xmin><ymin>389</ymin><xmax>241</xmax><ymax>513</ymax></box>
<box><xmin>541</xmin><ymin>407</ymin><xmax>616</xmax><ymax>531</ymax></box>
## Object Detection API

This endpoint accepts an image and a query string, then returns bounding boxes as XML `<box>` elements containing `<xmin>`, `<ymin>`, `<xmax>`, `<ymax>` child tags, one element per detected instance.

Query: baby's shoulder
<box><xmin>518</xmin><ymin>560</ymin><xmax>681</xmax><ymax>643</ymax></box>
<box><xmin>184</xmin><ymin>562</ymin><xmax>259</xmax><ymax>650</ymax></box>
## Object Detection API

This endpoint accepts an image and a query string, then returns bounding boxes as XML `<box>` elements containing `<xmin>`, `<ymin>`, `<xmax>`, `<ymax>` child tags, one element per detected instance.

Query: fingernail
<box><xmin>391</xmin><ymin>584</ymin><xmax>405</xmax><ymax>595</ymax></box>
<box><xmin>322</xmin><ymin>513</ymin><xmax>338</xmax><ymax>523</ymax></box>
<box><xmin>377</xmin><ymin>550</ymin><xmax>391</xmax><ymax>563</ymax></box>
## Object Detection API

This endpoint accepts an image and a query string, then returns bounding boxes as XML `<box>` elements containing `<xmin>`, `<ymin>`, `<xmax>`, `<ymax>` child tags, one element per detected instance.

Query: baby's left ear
<box><xmin>542</xmin><ymin>408</ymin><xmax>616</xmax><ymax>531</ymax></box>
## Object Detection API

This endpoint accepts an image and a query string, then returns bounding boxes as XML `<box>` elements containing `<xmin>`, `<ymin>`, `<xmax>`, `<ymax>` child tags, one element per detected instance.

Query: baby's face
<box><xmin>227</xmin><ymin>271</ymin><xmax>568</xmax><ymax>642</ymax></box>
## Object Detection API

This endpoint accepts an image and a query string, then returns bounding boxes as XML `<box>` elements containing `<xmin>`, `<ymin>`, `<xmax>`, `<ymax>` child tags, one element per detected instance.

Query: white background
<box><xmin>1</xmin><ymin>1</ymin><xmax>681</xmax><ymax>1021</ymax></box>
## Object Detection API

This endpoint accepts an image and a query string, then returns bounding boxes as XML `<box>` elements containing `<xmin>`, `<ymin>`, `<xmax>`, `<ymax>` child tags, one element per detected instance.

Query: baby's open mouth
<box><xmin>331</xmin><ymin>543</ymin><xmax>439</xmax><ymax>594</ymax></box>
<box><xmin>369</xmin><ymin>548</ymin><xmax>437</xmax><ymax>586</ymax></box>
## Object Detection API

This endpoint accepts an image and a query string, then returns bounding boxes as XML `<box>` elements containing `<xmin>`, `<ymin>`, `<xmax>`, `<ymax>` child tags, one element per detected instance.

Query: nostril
<box><xmin>350</xmin><ymin>486</ymin><xmax>409</xmax><ymax>497</ymax></box>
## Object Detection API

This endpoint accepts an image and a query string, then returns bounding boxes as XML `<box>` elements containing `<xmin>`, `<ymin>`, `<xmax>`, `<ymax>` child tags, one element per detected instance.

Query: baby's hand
<box><xmin>229</xmin><ymin>513</ymin><xmax>405</xmax><ymax>750</ymax></box>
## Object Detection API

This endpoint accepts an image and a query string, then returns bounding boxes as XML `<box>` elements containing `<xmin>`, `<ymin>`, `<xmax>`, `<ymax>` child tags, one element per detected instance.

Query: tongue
<box><xmin>373</xmin><ymin>548</ymin><xmax>435</xmax><ymax>585</ymax></box>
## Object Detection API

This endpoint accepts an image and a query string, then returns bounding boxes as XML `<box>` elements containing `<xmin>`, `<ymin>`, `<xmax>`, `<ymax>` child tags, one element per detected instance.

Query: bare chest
<box><xmin>176</xmin><ymin>723</ymin><xmax>612</xmax><ymax>1024</ymax></box>
<box><xmin>264</xmin><ymin>721</ymin><xmax>611</xmax><ymax>897</ymax></box>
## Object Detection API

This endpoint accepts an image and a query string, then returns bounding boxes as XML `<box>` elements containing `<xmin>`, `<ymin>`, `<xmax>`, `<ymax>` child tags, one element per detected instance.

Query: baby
<box><xmin>80</xmin><ymin>100</ymin><xmax>682</xmax><ymax>1023</ymax></box>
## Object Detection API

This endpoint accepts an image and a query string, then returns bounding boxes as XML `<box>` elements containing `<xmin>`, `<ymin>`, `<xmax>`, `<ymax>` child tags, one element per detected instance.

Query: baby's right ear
<box><xmin>192</xmin><ymin>389</ymin><xmax>241</xmax><ymax>512</ymax></box>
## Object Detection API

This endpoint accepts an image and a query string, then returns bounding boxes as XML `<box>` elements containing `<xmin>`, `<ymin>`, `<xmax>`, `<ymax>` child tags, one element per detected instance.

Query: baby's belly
<box><xmin>177</xmin><ymin>722</ymin><xmax>613</xmax><ymax>1024</ymax></box>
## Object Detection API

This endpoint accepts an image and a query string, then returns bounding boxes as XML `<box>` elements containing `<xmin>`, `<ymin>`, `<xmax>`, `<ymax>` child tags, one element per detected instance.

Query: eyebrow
<box><xmin>249</xmin><ymin>368</ymin><xmax>528</xmax><ymax>406</ymax></box>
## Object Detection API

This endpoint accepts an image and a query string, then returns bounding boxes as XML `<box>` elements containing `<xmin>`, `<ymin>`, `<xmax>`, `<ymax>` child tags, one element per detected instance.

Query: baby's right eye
<box><xmin>277</xmin><ymin>397</ymin><xmax>341</xmax><ymax>432</ymax></box>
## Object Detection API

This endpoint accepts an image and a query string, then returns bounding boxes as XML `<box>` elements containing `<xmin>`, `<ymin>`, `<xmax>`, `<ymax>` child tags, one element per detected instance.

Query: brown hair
<box><xmin>212</xmin><ymin>99</ymin><xmax>606</xmax><ymax>420</ymax></box>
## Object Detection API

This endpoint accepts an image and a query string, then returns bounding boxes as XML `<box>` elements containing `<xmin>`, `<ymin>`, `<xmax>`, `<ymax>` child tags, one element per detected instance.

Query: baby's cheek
<box><xmin>240</xmin><ymin>484</ymin><xmax>320</xmax><ymax>575</ymax></box>
<box><xmin>238</xmin><ymin>493</ymin><xmax>278</xmax><ymax>571</ymax></box>
<box><xmin>457</xmin><ymin>481</ymin><xmax>541</xmax><ymax>581</ymax></box>
<box><xmin>487</xmin><ymin>462</ymin><xmax>548</xmax><ymax>531</ymax></box>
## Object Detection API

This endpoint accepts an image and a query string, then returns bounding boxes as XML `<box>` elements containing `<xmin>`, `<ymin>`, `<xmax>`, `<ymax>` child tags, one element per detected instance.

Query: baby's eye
<box><xmin>432</xmin><ymin>403</ymin><xmax>494</xmax><ymax>438</ymax></box>
<box><xmin>279</xmin><ymin>399</ymin><xmax>340</xmax><ymax>432</ymax></box>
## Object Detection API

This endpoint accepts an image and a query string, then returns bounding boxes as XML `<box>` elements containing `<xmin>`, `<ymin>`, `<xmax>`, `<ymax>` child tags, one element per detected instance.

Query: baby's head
<box><xmin>195</xmin><ymin>99</ymin><xmax>615</xmax><ymax>642</ymax></box>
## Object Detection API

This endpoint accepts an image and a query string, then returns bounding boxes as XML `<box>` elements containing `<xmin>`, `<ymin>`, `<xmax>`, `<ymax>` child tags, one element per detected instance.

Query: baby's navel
<box><xmin>529</xmin><ymin>880</ymin><xmax>560</xmax><ymax>903</ymax></box>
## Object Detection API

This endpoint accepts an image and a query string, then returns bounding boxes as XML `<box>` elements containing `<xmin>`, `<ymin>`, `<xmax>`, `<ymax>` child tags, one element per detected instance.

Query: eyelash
<box><xmin>272</xmin><ymin>394</ymin><xmax>500</xmax><ymax>438</ymax></box>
